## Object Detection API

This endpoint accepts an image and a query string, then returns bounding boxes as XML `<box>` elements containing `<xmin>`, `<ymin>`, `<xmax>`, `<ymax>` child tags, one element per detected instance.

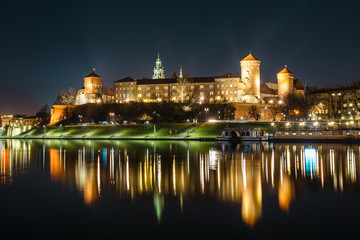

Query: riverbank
<box><xmin>1</xmin><ymin>122</ymin><xmax>275</xmax><ymax>140</ymax></box>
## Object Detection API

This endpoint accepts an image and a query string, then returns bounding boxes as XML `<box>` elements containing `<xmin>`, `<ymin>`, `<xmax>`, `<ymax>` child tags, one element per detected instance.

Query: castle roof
<box><xmin>86</xmin><ymin>71</ymin><xmax>101</xmax><ymax>78</ymax></box>
<box><xmin>241</xmin><ymin>53</ymin><xmax>259</xmax><ymax>61</ymax></box>
<box><xmin>217</xmin><ymin>73</ymin><xmax>240</xmax><ymax>78</ymax></box>
<box><xmin>293</xmin><ymin>79</ymin><xmax>304</xmax><ymax>90</ymax></box>
<box><xmin>278</xmin><ymin>66</ymin><xmax>294</xmax><ymax>75</ymax></box>
<box><xmin>260</xmin><ymin>83</ymin><xmax>277</xmax><ymax>95</ymax></box>
<box><xmin>115</xmin><ymin>77</ymin><xmax>136</xmax><ymax>83</ymax></box>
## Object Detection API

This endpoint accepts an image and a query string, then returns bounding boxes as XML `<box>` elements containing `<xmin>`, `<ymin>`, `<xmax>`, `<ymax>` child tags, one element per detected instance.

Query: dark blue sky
<box><xmin>0</xmin><ymin>0</ymin><xmax>359</xmax><ymax>115</ymax></box>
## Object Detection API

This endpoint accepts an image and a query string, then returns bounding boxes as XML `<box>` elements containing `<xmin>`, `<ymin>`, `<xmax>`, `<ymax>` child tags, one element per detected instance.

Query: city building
<box><xmin>307</xmin><ymin>84</ymin><xmax>360</xmax><ymax>120</ymax></box>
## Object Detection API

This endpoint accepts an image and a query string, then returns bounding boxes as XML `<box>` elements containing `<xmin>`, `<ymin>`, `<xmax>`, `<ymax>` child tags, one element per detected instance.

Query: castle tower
<box><xmin>84</xmin><ymin>69</ymin><xmax>103</xmax><ymax>102</ymax></box>
<box><xmin>153</xmin><ymin>53</ymin><xmax>165</xmax><ymax>79</ymax></box>
<box><xmin>240</xmin><ymin>53</ymin><xmax>261</xmax><ymax>97</ymax></box>
<box><xmin>179</xmin><ymin>65</ymin><xmax>183</xmax><ymax>79</ymax></box>
<box><xmin>277</xmin><ymin>65</ymin><xmax>294</xmax><ymax>99</ymax></box>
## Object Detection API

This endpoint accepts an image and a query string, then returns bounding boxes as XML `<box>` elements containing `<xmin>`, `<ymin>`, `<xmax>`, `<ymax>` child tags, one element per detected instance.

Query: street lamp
<box><xmin>204</xmin><ymin>108</ymin><xmax>209</xmax><ymax>122</ymax></box>
<box><xmin>109</xmin><ymin>112</ymin><xmax>115</xmax><ymax>124</ymax></box>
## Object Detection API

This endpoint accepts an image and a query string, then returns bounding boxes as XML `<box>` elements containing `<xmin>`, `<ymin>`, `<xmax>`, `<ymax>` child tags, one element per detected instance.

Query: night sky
<box><xmin>0</xmin><ymin>0</ymin><xmax>359</xmax><ymax>115</ymax></box>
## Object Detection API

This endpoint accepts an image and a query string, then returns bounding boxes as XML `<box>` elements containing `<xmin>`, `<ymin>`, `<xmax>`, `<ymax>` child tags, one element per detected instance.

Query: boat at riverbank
<box><xmin>272</xmin><ymin>129</ymin><xmax>360</xmax><ymax>142</ymax></box>
<box><xmin>216</xmin><ymin>128</ymin><xmax>269</xmax><ymax>141</ymax></box>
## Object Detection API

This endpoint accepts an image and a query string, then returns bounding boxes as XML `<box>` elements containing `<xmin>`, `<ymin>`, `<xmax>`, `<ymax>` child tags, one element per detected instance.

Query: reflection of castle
<box><xmin>2</xmin><ymin>140</ymin><xmax>357</xmax><ymax>226</ymax></box>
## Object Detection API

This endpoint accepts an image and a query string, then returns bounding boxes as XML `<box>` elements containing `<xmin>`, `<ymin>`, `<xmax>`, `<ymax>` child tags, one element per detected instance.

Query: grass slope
<box><xmin>13</xmin><ymin>122</ymin><xmax>274</xmax><ymax>139</ymax></box>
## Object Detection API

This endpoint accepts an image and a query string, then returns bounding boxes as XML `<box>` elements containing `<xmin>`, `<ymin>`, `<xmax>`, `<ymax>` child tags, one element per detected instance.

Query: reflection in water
<box><xmin>1</xmin><ymin>140</ymin><xmax>360</xmax><ymax>226</ymax></box>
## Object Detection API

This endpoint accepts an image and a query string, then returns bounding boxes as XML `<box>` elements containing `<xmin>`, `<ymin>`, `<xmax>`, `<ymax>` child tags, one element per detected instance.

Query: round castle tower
<box><xmin>277</xmin><ymin>66</ymin><xmax>294</xmax><ymax>99</ymax></box>
<box><xmin>76</xmin><ymin>70</ymin><xmax>103</xmax><ymax>105</ymax></box>
<box><xmin>84</xmin><ymin>70</ymin><xmax>102</xmax><ymax>96</ymax></box>
<box><xmin>240</xmin><ymin>53</ymin><xmax>261</xmax><ymax>97</ymax></box>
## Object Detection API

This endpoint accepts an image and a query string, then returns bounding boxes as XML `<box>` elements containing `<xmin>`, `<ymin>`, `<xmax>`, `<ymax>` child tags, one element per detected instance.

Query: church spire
<box><xmin>153</xmin><ymin>53</ymin><xmax>165</xmax><ymax>79</ymax></box>
<box><xmin>179</xmin><ymin>65</ymin><xmax>183</xmax><ymax>78</ymax></box>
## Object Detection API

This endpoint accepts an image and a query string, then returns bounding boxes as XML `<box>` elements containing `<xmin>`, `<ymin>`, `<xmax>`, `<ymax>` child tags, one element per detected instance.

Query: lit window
<box><xmin>172</xmin><ymin>86</ymin><xmax>176</xmax><ymax>89</ymax></box>
<box><xmin>200</xmin><ymin>85</ymin><xmax>204</xmax><ymax>89</ymax></box>
<box><xmin>210</xmin><ymin>85</ymin><xmax>214</xmax><ymax>89</ymax></box>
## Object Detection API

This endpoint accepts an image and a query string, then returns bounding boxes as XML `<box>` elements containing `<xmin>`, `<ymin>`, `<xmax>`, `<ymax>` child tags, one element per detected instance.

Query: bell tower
<box><xmin>240</xmin><ymin>53</ymin><xmax>261</xmax><ymax>97</ymax></box>
<box><xmin>152</xmin><ymin>53</ymin><xmax>165</xmax><ymax>79</ymax></box>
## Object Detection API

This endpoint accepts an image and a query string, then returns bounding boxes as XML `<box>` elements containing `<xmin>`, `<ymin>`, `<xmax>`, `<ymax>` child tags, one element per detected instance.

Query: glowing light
<box><xmin>314</xmin><ymin>122</ymin><xmax>319</xmax><ymax>126</ymax></box>
<box><xmin>304</xmin><ymin>148</ymin><xmax>317</xmax><ymax>178</ymax></box>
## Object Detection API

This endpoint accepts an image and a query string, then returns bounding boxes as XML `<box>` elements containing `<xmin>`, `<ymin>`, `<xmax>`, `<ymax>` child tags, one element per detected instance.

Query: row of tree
<box><xmin>248</xmin><ymin>93</ymin><xmax>319</xmax><ymax>121</ymax></box>
<box><xmin>57</xmin><ymin>102</ymin><xmax>236</xmax><ymax>125</ymax></box>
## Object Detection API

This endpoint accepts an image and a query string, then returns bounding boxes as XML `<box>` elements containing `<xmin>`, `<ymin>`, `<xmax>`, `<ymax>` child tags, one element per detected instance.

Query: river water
<box><xmin>0</xmin><ymin>139</ymin><xmax>359</xmax><ymax>238</ymax></box>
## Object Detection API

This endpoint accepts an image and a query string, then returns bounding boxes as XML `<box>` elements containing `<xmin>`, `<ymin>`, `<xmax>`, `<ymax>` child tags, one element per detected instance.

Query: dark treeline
<box><xmin>58</xmin><ymin>102</ymin><xmax>236</xmax><ymax>125</ymax></box>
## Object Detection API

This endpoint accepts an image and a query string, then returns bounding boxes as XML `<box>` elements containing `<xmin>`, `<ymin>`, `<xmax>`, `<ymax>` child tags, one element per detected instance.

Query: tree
<box><xmin>282</xmin><ymin>93</ymin><xmax>313</xmax><ymax>120</ymax></box>
<box><xmin>328</xmin><ymin>92</ymin><xmax>344</xmax><ymax>119</ymax></box>
<box><xmin>57</xmin><ymin>87</ymin><xmax>76</xmax><ymax>105</ymax></box>
<box><xmin>248</xmin><ymin>105</ymin><xmax>260</xmax><ymax>120</ymax></box>
<box><xmin>36</xmin><ymin>104</ymin><xmax>50</xmax><ymax>125</ymax></box>
<box><xmin>269</xmin><ymin>102</ymin><xmax>282</xmax><ymax>121</ymax></box>
<box><xmin>175</xmin><ymin>78</ymin><xmax>191</xmax><ymax>103</ymax></box>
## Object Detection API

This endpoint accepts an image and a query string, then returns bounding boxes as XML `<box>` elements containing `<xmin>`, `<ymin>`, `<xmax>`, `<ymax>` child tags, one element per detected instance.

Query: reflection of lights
<box><xmin>209</xmin><ymin>148</ymin><xmax>219</xmax><ymax>170</ymax></box>
<box><xmin>304</xmin><ymin>148</ymin><xmax>317</xmax><ymax>178</ymax></box>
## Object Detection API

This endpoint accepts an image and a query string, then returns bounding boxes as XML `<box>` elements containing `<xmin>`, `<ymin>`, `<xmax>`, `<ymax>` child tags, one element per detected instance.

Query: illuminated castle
<box><xmin>75</xmin><ymin>70</ymin><xmax>114</xmax><ymax>105</ymax></box>
<box><xmin>113</xmin><ymin>53</ymin><xmax>304</xmax><ymax>104</ymax></box>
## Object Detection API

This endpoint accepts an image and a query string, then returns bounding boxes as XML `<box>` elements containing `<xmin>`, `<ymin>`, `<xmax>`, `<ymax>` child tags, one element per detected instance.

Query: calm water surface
<box><xmin>1</xmin><ymin>139</ymin><xmax>360</xmax><ymax>239</ymax></box>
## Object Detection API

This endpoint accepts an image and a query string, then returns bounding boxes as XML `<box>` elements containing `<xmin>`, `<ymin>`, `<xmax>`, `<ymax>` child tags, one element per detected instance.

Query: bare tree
<box><xmin>328</xmin><ymin>92</ymin><xmax>344</xmax><ymax>119</ymax></box>
<box><xmin>269</xmin><ymin>103</ymin><xmax>282</xmax><ymax>121</ymax></box>
<box><xmin>57</xmin><ymin>87</ymin><xmax>76</xmax><ymax>105</ymax></box>
<box><xmin>248</xmin><ymin>105</ymin><xmax>260</xmax><ymax>120</ymax></box>
<box><xmin>175</xmin><ymin>78</ymin><xmax>191</xmax><ymax>103</ymax></box>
